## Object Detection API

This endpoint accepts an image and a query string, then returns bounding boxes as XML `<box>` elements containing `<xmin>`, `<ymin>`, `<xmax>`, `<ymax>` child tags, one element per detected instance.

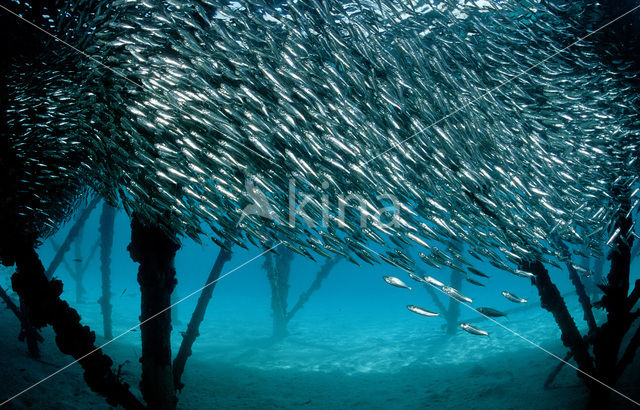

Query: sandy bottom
<box><xmin>1</xmin><ymin>295</ymin><xmax>639</xmax><ymax>409</ymax></box>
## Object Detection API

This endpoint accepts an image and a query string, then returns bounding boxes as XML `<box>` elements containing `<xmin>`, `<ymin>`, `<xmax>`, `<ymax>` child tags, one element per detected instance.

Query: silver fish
<box><xmin>423</xmin><ymin>276</ymin><xmax>445</xmax><ymax>288</ymax></box>
<box><xmin>442</xmin><ymin>286</ymin><xmax>473</xmax><ymax>304</ymax></box>
<box><xmin>6</xmin><ymin>0</ymin><xmax>636</xmax><ymax>282</ymax></box>
<box><xmin>407</xmin><ymin>305</ymin><xmax>439</xmax><ymax>317</ymax></box>
<box><xmin>502</xmin><ymin>291</ymin><xmax>528</xmax><ymax>304</ymax></box>
<box><xmin>460</xmin><ymin>323</ymin><xmax>489</xmax><ymax>337</ymax></box>
<box><xmin>383</xmin><ymin>276</ymin><xmax>411</xmax><ymax>290</ymax></box>
<box><xmin>408</xmin><ymin>272</ymin><xmax>426</xmax><ymax>283</ymax></box>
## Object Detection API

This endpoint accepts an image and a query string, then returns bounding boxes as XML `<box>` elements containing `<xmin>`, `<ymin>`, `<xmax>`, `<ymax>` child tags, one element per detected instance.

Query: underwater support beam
<box><xmin>526</xmin><ymin>260</ymin><xmax>595</xmax><ymax>379</ymax></box>
<box><xmin>173</xmin><ymin>242</ymin><xmax>232</xmax><ymax>391</ymax></box>
<box><xmin>553</xmin><ymin>237</ymin><xmax>597</xmax><ymax>335</ymax></box>
<box><xmin>99</xmin><ymin>203</ymin><xmax>115</xmax><ymax>340</ymax></box>
<box><xmin>424</xmin><ymin>283</ymin><xmax>448</xmax><ymax>314</ymax></box>
<box><xmin>544</xmin><ymin>351</ymin><xmax>574</xmax><ymax>389</ymax></box>
<box><xmin>45</xmin><ymin>196</ymin><xmax>100</xmax><ymax>279</ymax></box>
<box><xmin>73</xmin><ymin>224</ymin><xmax>84</xmax><ymax>303</ymax></box>
<box><xmin>421</xmin><ymin>267</ymin><xmax>461</xmax><ymax>335</ymax></box>
<box><xmin>50</xmin><ymin>239</ymin><xmax>76</xmax><ymax>279</ymax></box>
<box><xmin>590</xmin><ymin>202</ymin><xmax>635</xmax><ymax>408</ymax></box>
<box><xmin>445</xmin><ymin>269</ymin><xmax>463</xmax><ymax>335</ymax></box>
<box><xmin>266</xmin><ymin>247</ymin><xmax>294</xmax><ymax>340</ymax></box>
<box><xmin>0</xmin><ymin>285</ymin><xmax>43</xmax><ymax>358</ymax></box>
<box><xmin>616</xmin><ymin>322</ymin><xmax>640</xmax><ymax>378</ymax></box>
<box><xmin>51</xmin><ymin>237</ymin><xmax>101</xmax><ymax>290</ymax></box>
<box><xmin>286</xmin><ymin>256</ymin><xmax>340</xmax><ymax>323</ymax></box>
<box><xmin>10</xmin><ymin>238</ymin><xmax>144</xmax><ymax>409</ymax></box>
<box><xmin>128</xmin><ymin>215</ymin><xmax>179</xmax><ymax>410</ymax></box>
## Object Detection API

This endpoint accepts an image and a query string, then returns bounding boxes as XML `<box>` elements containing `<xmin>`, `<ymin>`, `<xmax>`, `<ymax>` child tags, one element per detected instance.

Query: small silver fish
<box><xmin>502</xmin><ymin>291</ymin><xmax>527</xmax><ymax>303</ymax></box>
<box><xmin>383</xmin><ymin>275</ymin><xmax>411</xmax><ymax>290</ymax></box>
<box><xmin>408</xmin><ymin>272</ymin><xmax>426</xmax><ymax>283</ymax></box>
<box><xmin>442</xmin><ymin>286</ymin><xmax>473</xmax><ymax>304</ymax></box>
<box><xmin>513</xmin><ymin>269</ymin><xmax>535</xmax><ymax>279</ymax></box>
<box><xmin>460</xmin><ymin>323</ymin><xmax>489</xmax><ymax>336</ymax></box>
<box><xmin>407</xmin><ymin>305</ymin><xmax>439</xmax><ymax>317</ymax></box>
<box><xmin>423</xmin><ymin>275</ymin><xmax>445</xmax><ymax>288</ymax></box>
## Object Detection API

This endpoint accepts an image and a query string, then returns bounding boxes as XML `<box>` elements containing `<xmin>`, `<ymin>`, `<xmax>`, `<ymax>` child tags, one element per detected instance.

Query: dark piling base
<box><xmin>18</xmin><ymin>297</ymin><xmax>42</xmax><ymax>358</ymax></box>
<box><xmin>553</xmin><ymin>237</ymin><xmax>597</xmax><ymax>335</ymax></box>
<box><xmin>0</xmin><ymin>285</ymin><xmax>43</xmax><ymax>358</ymax></box>
<box><xmin>525</xmin><ymin>260</ymin><xmax>595</xmax><ymax>378</ymax></box>
<box><xmin>10</xmin><ymin>239</ymin><xmax>143</xmax><ymax>409</ymax></box>
<box><xmin>128</xmin><ymin>215</ymin><xmax>178</xmax><ymax>410</ymax></box>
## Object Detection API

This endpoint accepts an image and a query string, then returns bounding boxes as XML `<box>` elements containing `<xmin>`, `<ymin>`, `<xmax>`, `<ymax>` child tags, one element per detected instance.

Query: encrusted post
<box><xmin>265</xmin><ymin>247</ymin><xmax>293</xmax><ymax>340</ymax></box>
<box><xmin>525</xmin><ymin>259</ymin><xmax>595</xmax><ymax>380</ymax></box>
<box><xmin>0</xmin><ymin>285</ymin><xmax>43</xmax><ymax>358</ymax></box>
<box><xmin>99</xmin><ymin>202</ymin><xmax>116</xmax><ymax>339</ymax></box>
<box><xmin>590</xmin><ymin>192</ymin><xmax>635</xmax><ymax>409</ymax></box>
<box><xmin>128</xmin><ymin>214</ymin><xmax>179</xmax><ymax>410</ymax></box>
<box><xmin>553</xmin><ymin>237</ymin><xmax>597</xmax><ymax>335</ymax></box>
<box><xmin>10</xmin><ymin>236</ymin><xmax>143</xmax><ymax>409</ymax></box>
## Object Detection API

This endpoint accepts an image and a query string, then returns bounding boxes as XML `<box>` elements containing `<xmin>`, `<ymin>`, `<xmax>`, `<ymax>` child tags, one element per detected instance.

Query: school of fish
<box><xmin>3</xmin><ymin>0</ymin><xmax>639</xmax><ymax>282</ymax></box>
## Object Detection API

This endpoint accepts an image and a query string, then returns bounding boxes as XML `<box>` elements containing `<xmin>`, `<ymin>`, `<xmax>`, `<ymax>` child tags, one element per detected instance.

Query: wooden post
<box><xmin>286</xmin><ymin>257</ymin><xmax>340</xmax><ymax>323</ymax></box>
<box><xmin>524</xmin><ymin>260</ymin><xmax>595</xmax><ymax>385</ymax></box>
<box><xmin>99</xmin><ymin>203</ymin><xmax>115</xmax><ymax>339</ymax></box>
<box><xmin>0</xmin><ymin>285</ymin><xmax>43</xmax><ymax>358</ymax></box>
<box><xmin>74</xmin><ymin>225</ymin><xmax>84</xmax><ymax>303</ymax></box>
<box><xmin>265</xmin><ymin>248</ymin><xmax>293</xmax><ymax>340</ymax></box>
<box><xmin>553</xmin><ymin>237</ymin><xmax>597</xmax><ymax>335</ymax></box>
<box><xmin>128</xmin><ymin>214</ymin><xmax>178</xmax><ymax>409</ymax></box>
<box><xmin>173</xmin><ymin>243</ymin><xmax>232</xmax><ymax>391</ymax></box>
<box><xmin>445</xmin><ymin>269</ymin><xmax>463</xmax><ymax>335</ymax></box>
<box><xmin>12</xmin><ymin>237</ymin><xmax>143</xmax><ymax>409</ymax></box>
<box><xmin>45</xmin><ymin>196</ymin><xmax>100</xmax><ymax>279</ymax></box>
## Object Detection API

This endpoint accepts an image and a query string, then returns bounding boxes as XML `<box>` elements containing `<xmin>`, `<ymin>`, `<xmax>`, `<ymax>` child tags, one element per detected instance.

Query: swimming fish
<box><xmin>5</xmin><ymin>0</ymin><xmax>636</xmax><ymax>283</ymax></box>
<box><xmin>502</xmin><ymin>291</ymin><xmax>527</xmax><ymax>303</ymax></box>
<box><xmin>513</xmin><ymin>269</ymin><xmax>535</xmax><ymax>279</ymax></box>
<box><xmin>467</xmin><ymin>267</ymin><xmax>490</xmax><ymax>279</ymax></box>
<box><xmin>383</xmin><ymin>276</ymin><xmax>411</xmax><ymax>290</ymax></box>
<box><xmin>442</xmin><ymin>286</ymin><xmax>473</xmax><ymax>304</ymax></box>
<box><xmin>423</xmin><ymin>276</ymin><xmax>445</xmax><ymax>288</ymax></box>
<box><xmin>408</xmin><ymin>272</ymin><xmax>426</xmax><ymax>283</ymax></box>
<box><xmin>465</xmin><ymin>276</ymin><xmax>486</xmax><ymax>287</ymax></box>
<box><xmin>407</xmin><ymin>305</ymin><xmax>439</xmax><ymax>317</ymax></box>
<box><xmin>476</xmin><ymin>307</ymin><xmax>507</xmax><ymax>317</ymax></box>
<box><xmin>460</xmin><ymin>323</ymin><xmax>489</xmax><ymax>337</ymax></box>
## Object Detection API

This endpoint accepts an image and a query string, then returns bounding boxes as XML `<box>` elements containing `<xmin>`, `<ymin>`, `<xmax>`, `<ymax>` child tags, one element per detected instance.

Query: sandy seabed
<box><xmin>1</xmin><ymin>294</ymin><xmax>638</xmax><ymax>409</ymax></box>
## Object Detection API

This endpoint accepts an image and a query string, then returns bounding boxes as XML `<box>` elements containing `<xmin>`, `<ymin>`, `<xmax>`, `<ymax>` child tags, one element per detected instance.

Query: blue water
<box><xmin>3</xmin><ymin>207</ymin><xmax>637</xmax><ymax>409</ymax></box>
<box><xmin>41</xmin><ymin>207</ymin><xmax>563</xmax><ymax>339</ymax></box>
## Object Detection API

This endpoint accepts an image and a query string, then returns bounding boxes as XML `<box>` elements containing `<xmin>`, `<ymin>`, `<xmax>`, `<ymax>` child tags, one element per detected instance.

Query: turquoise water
<box><xmin>0</xmin><ymin>207</ymin><xmax>633</xmax><ymax>409</ymax></box>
